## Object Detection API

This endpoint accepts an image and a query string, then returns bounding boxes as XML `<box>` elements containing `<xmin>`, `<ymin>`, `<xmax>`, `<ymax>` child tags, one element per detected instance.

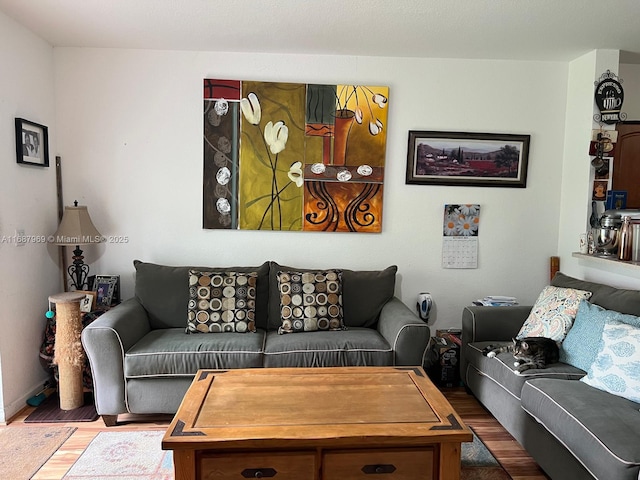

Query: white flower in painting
<box><xmin>372</xmin><ymin>93</ymin><xmax>388</xmax><ymax>108</ymax></box>
<box><xmin>357</xmin><ymin>164</ymin><xmax>373</xmax><ymax>176</ymax></box>
<box><xmin>456</xmin><ymin>216</ymin><xmax>476</xmax><ymax>236</ymax></box>
<box><xmin>264</xmin><ymin>121</ymin><xmax>289</xmax><ymax>154</ymax></box>
<box><xmin>337</xmin><ymin>169</ymin><xmax>352</xmax><ymax>182</ymax></box>
<box><xmin>216</xmin><ymin>167</ymin><xmax>231</xmax><ymax>186</ymax></box>
<box><xmin>216</xmin><ymin>197</ymin><xmax>231</xmax><ymax>214</ymax></box>
<box><xmin>310</xmin><ymin>163</ymin><xmax>326</xmax><ymax>174</ymax></box>
<box><xmin>354</xmin><ymin>107</ymin><xmax>363</xmax><ymax>124</ymax></box>
<box><xmin>214</xmin><ymin>98</ymin><xmax>229</xmax><ymax>116</ymax></box>
<box><xmin>287</xmin><ymin>161</ymin><xmax>304</xmax><ymax>187</ymax></box>
<box><xmin>240</xmin><ymin>92</ymin><xmax>261</xmax><ymax>125</ymax></box>
<box><xmin>368</xmin><ymin>119</ymin><xmax>383</xmax><ymax>136</ymax></box>
<box><xmin>444</xmin><ymin>215</ymin><xmax>458</xmax><ymax>236</ymax></box>
<box><xmin>458</xmin><ymin>204</ymin><xmax>479</xmax><ymax>216</ymax></box>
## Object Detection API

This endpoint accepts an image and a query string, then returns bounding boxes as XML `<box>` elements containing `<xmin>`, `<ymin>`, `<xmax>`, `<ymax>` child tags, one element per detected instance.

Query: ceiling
<box><xmin>1</xmin><ymin>0</ymin><xmax>640</xmax><ymax>63</ymax></box>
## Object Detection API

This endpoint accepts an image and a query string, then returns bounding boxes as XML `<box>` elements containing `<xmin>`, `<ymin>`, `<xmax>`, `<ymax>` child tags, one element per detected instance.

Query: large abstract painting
<box><xmin>203</xmin><ymin>79</ymin><xmax>389</xmax><ymax>232</ymax></box>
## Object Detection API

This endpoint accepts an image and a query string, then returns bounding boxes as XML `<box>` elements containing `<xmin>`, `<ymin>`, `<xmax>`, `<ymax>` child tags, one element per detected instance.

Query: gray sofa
<box><xmin>461</xmin><ymin>272</ymin><xmax>640</xmax><ymax>480</ymax></box>
<box><xmin>82</xmin><ymin>260</ymin><xmax>430</xmax><ymax>426</ymax></box>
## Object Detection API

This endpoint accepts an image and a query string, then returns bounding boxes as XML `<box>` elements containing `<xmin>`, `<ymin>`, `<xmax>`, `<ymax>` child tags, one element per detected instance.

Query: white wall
<box><xmin>54</xmin><ymin>48</ymin><xmax>569</xmax><ymax>327</ymax></box>
<box><xmin>0</xmin><ymin>11</ymin><xmax>59</xmax><ymax>422</ymax></box>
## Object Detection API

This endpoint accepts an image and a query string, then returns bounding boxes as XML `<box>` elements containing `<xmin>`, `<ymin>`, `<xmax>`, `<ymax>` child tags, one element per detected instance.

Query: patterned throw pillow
<box><xmin>517</xmin><ymin>286</ymin><xmax>592</xmax><ymax>342</ymax></box>
<box><xmin>581</xmin><ymin>319</ymin><xmax>640</xmax><ymax>403</ymax></box>
<box><xmin>560</xmin><ymin>300</ymin><xmax>640</xmax><ymax>371</ymax></box>
<box><xmin>277</xmin><ymin>270</ymin><xmax>345</xmax><ymax>334</ymax></box>
<box><xmin>186</xmin><ymin>270</ymin><xmax>257</xmax><ymax>333</ymax></box>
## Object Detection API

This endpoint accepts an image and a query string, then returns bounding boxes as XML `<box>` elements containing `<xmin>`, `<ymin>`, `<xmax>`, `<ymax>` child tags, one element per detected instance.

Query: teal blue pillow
<box><xmin>561</xmin><ymin>299</ymin><xmax>640</xmax><ymax>371</ymax></box>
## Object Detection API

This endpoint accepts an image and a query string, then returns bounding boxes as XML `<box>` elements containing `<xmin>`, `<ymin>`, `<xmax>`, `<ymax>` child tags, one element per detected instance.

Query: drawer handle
<box><xmin>241</xmin><ymin>468</ymin><xmax>277</xmax><ymax>478</ymax></box>
<box><xmin>362</xmin><ymin>464</ymin><xmax>397</xmax><ymax>474</ymax></box>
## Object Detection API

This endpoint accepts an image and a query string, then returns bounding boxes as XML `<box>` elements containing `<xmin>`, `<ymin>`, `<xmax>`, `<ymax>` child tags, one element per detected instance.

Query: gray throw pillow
<box><xmin>552</xmin><ymin>272</ymin><xmax>640</xmax><ymax>317</ymax></box>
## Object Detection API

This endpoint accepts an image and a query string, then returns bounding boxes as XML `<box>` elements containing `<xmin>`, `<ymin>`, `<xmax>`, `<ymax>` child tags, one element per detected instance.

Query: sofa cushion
<box><xmin>268</xmin><ymin>262</ymin><xmax>396</xmax><ymax>330</ymax></box>
<box><xmin>560</xmin><ymin>300</ymin><xmax>640</xmax><ymax>371</ymax></box>
<box><xmin>516</xmin><ymin>285</ymin><xmax>592</xmax><ymax>342</ymax></box>
<box><xmin>134</xmin><ymin>260</ymin><xmax>270</xmax><ymax>330</ymax></box>
<box><xmin>342</xmin><ymin>266</ymin><xmax>397</xmax><ymax>328</ymax></box>
<box><xmin>276</xmin><ymin>270</ymin><xmax>345</xmax><ymax>334</ymax></box>
<box><xmin>581</xmin><ymin>319</ymin><xmax>640</xmax><ymax>403</ymax></box>
<box><xmin>124</xmin><ymin>328</ymin><xmax>265</xmax><ymax>377</ymax></box>
<box><xmin>465</xmin><ymin>341</ymin><xmax>585</xmax><ymax>400</ymax></box>
<box><xmin>263</xmin><ymin>327</ymin><xmax>392</xmax><ymax>367</ymax></box>
<box><xmin>187</xmin><ymin>270</ymin><xmax>258</xmax><ymax>333</ymax></box>
<box><xmin>522</xmin><ymin>378</ymin><xmax>640</xmax><ymax>480</ymax></box>
<box><xmin>552</xmin><ymin>271</ymin><xmax>640</xmax><ymax>317</ymax></box>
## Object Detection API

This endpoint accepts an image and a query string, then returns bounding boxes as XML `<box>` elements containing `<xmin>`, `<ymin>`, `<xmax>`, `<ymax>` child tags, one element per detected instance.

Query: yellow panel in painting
<box><xmin>238</xmin><ymin>81</ymin><xmax>305</xmax><ymax>230</ymax></box>
<box><xmin>304</xmin><ymin>135</ymin><xmax>324</xmax><ymax>166</ymax></box>
<box><xmin>334</xmin><ymin>85</ymin><xmax>389</xmax><ymax>168</ymax></box>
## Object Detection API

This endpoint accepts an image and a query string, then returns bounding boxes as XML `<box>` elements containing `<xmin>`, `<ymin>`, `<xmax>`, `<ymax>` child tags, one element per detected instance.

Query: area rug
<box><xmin>63</xmin><ymin>429</ymin><xmax>510</xmax><ymax>479</ymax></box>
<box><xmin>25</xmin><ymin>392</ymin><xmax>99</xmax><ymax>423</ymax></box>
<box><xmin>0</xmin><ymin>425</ymin><xmax>76</xmax><ymax>479</ymax></box>
<box><xmin>63</xmin><ymin>431</ymin><xmax>172</xmax><ymax>479</ymax></box>
<box><xmin>462</xmin><ymin>429</ymin><xmax>512</xmax><ymax>480</ymax></box>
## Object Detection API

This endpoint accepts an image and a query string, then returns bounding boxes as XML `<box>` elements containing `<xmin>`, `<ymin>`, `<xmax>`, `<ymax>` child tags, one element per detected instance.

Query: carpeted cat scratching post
<box><xmin>49</xmin><ymin>292</ymin><xmax>86</xmax><ymax>410</ymax></box>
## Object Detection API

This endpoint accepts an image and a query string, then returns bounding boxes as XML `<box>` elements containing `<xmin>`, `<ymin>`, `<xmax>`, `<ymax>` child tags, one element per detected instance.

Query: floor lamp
<box><xmin>51</xmin><ymin>201</ymin><xmax>103</xmax><ymax>291</ymax></box>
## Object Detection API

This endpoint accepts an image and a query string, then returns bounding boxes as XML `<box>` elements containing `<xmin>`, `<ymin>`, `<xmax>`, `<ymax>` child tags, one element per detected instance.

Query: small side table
<box><xmin>49</xmin><ymin>292</ymin><xmax>85</xmax><ymax>410</ymax></box>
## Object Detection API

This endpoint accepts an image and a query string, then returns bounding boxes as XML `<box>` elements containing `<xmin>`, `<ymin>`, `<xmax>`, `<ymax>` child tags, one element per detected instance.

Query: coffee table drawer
<box><xmin>322</xmin><ymin>448</ymin><xmax>434</xmax><ymax>479</ymax></box>
<box><xmin>199</xmin><ymin>451</ymin><xmax>317</xmax><ymax>479</ymax></box>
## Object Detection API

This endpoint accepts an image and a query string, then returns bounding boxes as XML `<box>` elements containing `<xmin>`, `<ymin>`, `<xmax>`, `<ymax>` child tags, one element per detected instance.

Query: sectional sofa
<box><xmin>82</xmin><ymin>260</ymin><xmax>430</xmax><ymax>426</ymax></box>
<box><xmin>461</xmin><ymin>272</ymin><xmax>640</xmax><ymax>480</ymax></box>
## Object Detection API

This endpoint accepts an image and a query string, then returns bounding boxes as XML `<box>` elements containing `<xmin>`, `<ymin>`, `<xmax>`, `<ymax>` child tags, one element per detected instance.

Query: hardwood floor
<box><xmin>442</xmin><ymin>388</ymin><xmax>550</xmax><ymax>480</ymax></box>
<box><xmin>8</xmin><ymin>388</ymin><xmax>550</xmax><ymax>480</ymax></box>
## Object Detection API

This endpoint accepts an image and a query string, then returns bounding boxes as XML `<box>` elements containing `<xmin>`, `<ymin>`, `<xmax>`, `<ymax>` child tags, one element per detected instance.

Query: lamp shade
<box><xmin>51</xmin><ymin>205</ymin><xmax>103</xmax><ymax>246</ymax></box>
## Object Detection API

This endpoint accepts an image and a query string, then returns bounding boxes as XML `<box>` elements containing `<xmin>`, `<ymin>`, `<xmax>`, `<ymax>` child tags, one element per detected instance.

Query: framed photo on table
<box><xmin>76</xmin><ymin>290</ymin><xmax>97</xmax><ymax>313</ymax></box>
<box><xmin>93</xmin><ymin>275</ymin><xmax>120</xmax><ymax>307</ymax></box>
<box><xmin>15</xmin><ymin>118</ymin><xmax>50</xmax><ymax>167</ymax></box>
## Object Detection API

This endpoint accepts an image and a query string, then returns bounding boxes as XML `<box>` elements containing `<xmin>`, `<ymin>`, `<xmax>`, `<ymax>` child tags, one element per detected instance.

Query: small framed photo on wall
<box><xmin>15</xmin><ymin>118</ymin><xmax>49</xmax><ymax>167</ymax></box>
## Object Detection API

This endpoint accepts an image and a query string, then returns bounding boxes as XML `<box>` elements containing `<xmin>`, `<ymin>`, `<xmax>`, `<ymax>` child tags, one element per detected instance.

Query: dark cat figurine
<box><xmin>481</xmin><ymin>337</ymin><xmax>559</xmax><ymax>374</ymax></box>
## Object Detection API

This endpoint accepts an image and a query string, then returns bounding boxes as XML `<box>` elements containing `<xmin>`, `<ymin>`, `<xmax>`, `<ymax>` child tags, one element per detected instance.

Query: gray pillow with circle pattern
<box><xmin>277</xmin><ymin>270</ymin><xmax>345</xmax><ymax>334</ymax></box>
<box><xmin>187</xmin><ymin>270</ymin><xmax>257</xmax><ymax>333</ymax></box>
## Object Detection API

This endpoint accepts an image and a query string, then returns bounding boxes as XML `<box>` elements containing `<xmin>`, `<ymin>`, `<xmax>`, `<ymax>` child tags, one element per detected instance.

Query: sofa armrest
<box><xmin>461</xmin><ymin>305</ymin><xmax>532</xmax><ymax>343</ymax></box>
<box><xmin>460</xmin><ymin>305</ymin><xmax>531</xmax><ymax>382</ymax></box>
<box><xmin>81</xmin><ymin>298</ymin><xmax>151</xmax><ymax>415</ymax></box>
<box><xmin>377</xmin><ymin>297</ymin><xmax>430</xmax><ymax>366</ymax></box>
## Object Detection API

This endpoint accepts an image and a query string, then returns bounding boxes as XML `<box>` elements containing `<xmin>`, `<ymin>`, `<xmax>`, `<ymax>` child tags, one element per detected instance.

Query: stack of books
<box><xmin>472</xmin><ymin>296</ymin><xmax>518</xmax><ymax>307</ymax></box>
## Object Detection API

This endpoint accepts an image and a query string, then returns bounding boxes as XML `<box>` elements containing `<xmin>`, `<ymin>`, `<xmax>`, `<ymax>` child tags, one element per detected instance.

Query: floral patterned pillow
<box><xmin>517</xmin><ymin>286</ymin><xmax>592</xmax><ymax>342</ymax></box>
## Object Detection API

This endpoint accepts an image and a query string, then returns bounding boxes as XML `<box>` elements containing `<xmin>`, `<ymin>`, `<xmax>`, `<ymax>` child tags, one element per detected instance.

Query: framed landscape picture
<box><xmin>406</xmin><ymin>131</ymin><xmax>530</xmax><ymax>188</ymax></box>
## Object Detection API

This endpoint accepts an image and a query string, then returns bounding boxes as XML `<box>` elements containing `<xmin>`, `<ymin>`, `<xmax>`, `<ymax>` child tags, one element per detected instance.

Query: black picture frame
<box><xmin>15</xmin><ymin>118</ymin><xmax>49</xmax><ymax>167</ymax></box>
<box><xmin>406</xmin><ymin>130</ymin><xmax>530</xmax><ymax>188</ymax></box>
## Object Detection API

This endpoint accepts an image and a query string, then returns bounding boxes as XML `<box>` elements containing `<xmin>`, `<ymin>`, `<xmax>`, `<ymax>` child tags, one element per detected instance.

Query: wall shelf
<box><xmin>572</xmin><ymin>252</ymin><xmax>640</xmax><ymax>271</ymax></box>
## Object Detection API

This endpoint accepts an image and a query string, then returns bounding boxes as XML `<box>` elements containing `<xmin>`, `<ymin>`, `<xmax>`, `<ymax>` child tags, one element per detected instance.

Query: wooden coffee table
<box><xmin>162</xmin><ymin>367</ymin><xmax>472</xmax><ymax>480</ymax></box>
